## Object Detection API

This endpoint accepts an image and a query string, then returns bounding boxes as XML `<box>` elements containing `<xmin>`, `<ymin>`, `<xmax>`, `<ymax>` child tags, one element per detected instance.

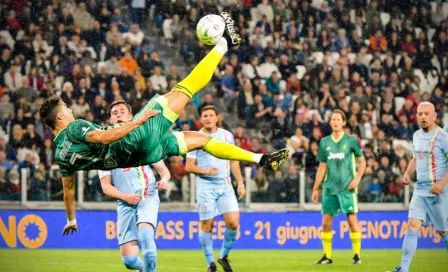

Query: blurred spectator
<box><xmin>368</xmin><ymin>177</ymin><xmax>383</xmax><ymax>202</ymax></box>
<box><xmin>149</xmin><ymin>66</ymin><xmax>168</xmax><ymax>92</ymax></box>
<box><xmin>268</xmin><ymin>170</ymin><xmax>287</xmax><ymax>202</ymax></box>
<box><xmin>284</xmin><ymin>164</ymin><xmax>300</xmax><ymax>202</ymax></box>
<box><xmin>0</xmin><ymin>168</ymin><xmax>10</xmax><ymax>200</ymax></box>
<box><xmin>29</xmin><ymin>169</ymin><xmax>49</xmax><ymax>201</ymax></box>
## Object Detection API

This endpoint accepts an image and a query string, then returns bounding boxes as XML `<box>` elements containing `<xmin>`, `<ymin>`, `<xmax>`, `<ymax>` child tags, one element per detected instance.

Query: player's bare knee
<box><xmin>200</xmin><ymin>219</ymin><xmax>214</xmax><ymax>232</ymax></box>
<box><xmin>138</xmin><ymin>222</ymin><xmax>155</xmax><ymax>230</ymax></box>
<box><xmin>407</xmin><ymin>218</ymin><xmax>422</xmax><ymax>231</ymax></box>
<box><xmin>226</xmin><ymin>220</ymin><xmax>239</xmax><ymax>231</ymax></box>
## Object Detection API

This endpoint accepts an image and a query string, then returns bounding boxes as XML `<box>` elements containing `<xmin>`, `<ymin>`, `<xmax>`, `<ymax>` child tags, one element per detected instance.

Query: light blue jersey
<box><xmin>187</xmin><ymin>128</ymin><xmax>239</xmax><ymax>221</ymax></box>
<box><xmin>187</xmin><ymin>128</ymin><xmax>234</xmax><ymax>189</ymax></box>
<box><xmin>98</xmin><ymin>167</ymin><xmax>160</xmax><ymax>245</ymax></box>
<box><xmin>412</xmin><ymin>127</ymin><xmax>448</xmax><ymax>196</ymax></box>
<box><xmin>444</xmin><ymin>124</ymin><xmax>448</xmax><ymax>133</ymax></box>
<box><xmin>99</xmin><ymin>166</ymin><xmax>157</xmax><ymax>198</ymax></box>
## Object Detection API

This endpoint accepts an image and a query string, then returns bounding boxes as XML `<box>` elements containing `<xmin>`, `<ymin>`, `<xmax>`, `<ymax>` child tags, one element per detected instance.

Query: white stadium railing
<box><xmin>0</xmin><ymin>167</ymin><xmax>410</xmax><ymax>211</ymax></box>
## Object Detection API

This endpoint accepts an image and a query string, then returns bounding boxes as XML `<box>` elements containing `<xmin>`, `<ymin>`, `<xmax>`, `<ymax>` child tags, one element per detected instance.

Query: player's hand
<box><xmin>348</xmin><ymin>179</ymin><xmax>360</xmax><ymax>190</ymax></box>
<box><xmin>62</xmin><ymin>224</ymin><xmax>78</xmax><ymax>236</ymax></box>
<box><xmin>430</xmin><ymin>182</ymin><xmax>445</xmax><ymax>195</ymax></box>
<box><xmin>157</xmin><ymin>179</ymin><xmax>169</xmax><ymax>191</ymax></box>
<box><xmin>125</xmin><ymin>194</ymin><xmax>142</xmax><ymax>205</ymax></box>
<box><xmin>136</xmin><ymin>110</ymin><xmax>160</xmax><ymax>125</ymax></box>
<box><xmin>402</xmin><ymin>173</ymin><xmax>411</xmax><ymax>185</ymax></box>
<box><xmin>204</xmin><ymin>167</ymin><xmax>219</xmax><ymax>176</ymax></box>
<box><xmin>237</xmin><ymin>184</ymin><xmax>246</xmax><ymax>199</ymax></box>
<box><xmin>312</xmin><ymin>190</ymin><xmax>319</xmax><ymax>204</ymax></box>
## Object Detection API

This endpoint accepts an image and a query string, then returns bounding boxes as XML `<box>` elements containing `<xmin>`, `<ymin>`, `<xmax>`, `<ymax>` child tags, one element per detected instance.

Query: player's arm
<box><xmin>349</xmin><ymin>156</ymin><xmax>366</xmax><ymax>190</ymax></box>
<box><xmin>402</xmin><ymin>158</ymin><xmax>416</xmax><ymax>185</ymax></box>
<box><xmin>100</xmin><ymin>171</ymin><xmax>132</xmax><ymax>204</ymax></box>
<box><xmin>185</xmin><ymin>156</ymin><xmax>218</xmax><ymax>176</ymax></box>
<box><xmin>86</xmin><ymin>110</ymin><xmax>160</xmax><ymax>144</ymax></box>
<box><xmin>313</xmin><ymin>162</ymin><xmax>327</xmax><ymax>192</ymax></box>
<box><xmin>231</xmin><ymin>160</ymin><xmax>246</xmax><ymax>199</ymax></box>
<box><xmin>152</xmin><ymin>160</ymin><xmax>170</xmax><ymax>191</ymax></box>
<box><xmin>312</xmin><ymin>141</ymin><xmax>328</xmax><ymax>203</ymax></box>
<box><xmin>62</xmin><ymin>174</ymin><xmax>77</xmax><ymax>235</ymax></box>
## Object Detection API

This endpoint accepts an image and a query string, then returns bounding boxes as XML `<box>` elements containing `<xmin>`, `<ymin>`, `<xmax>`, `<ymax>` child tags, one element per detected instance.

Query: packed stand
<box><xmin>160</xmin><ymin>0</ymin><xmax>448</xmax><ymax>203</ymax></box>
<box><xmin>0</xmin><ymin>0</ymin><xmax>188</xmax><ymax>202</ymax></box>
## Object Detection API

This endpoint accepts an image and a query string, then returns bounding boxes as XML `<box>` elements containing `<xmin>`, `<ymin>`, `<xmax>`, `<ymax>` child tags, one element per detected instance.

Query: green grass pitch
<box><xmin>0</xmin><ymin>249</ymin><xmax>446</xmax><ymax>271</ymax></box>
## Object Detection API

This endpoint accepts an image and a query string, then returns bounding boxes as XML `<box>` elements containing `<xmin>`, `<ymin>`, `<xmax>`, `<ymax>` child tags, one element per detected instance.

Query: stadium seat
<box><xmin>380</xmin><ymin>12</ymin><xmax>391</xmax><ymax>26</ymax></box>
<box><xmin>394</xmin><ymin>97</ymin><xmax>405</xmax><ymax>114</ymax></box>
<box><xmin>428</xmin><ymin>28</ymin><xmax>436</xmax><ymax>41</ymax></box>
<box><xmin>348</xmin><ymin>53</ymin><xmax>356</xmax><ymax>63</ymax></box>
<box><xmin>415</xmin><ymin>27</ymin><xmax>422</xmax><ymax>38</ymax></box>
<box><xmin>312</xmin><ymin>52</ymin><xmax>324</xmax><ymax>64</ymax></box>
<box><xmin>296</xmin><ymin>65</ymin><xmax>307</xmax><ymax>80</ymax></box>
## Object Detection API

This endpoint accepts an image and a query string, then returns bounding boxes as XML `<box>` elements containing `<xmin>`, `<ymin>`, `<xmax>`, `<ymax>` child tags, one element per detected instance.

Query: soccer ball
<box><xmin>196</xmin><ymin>14</ymin><xmax>226</xmax><ymax>45</ymax></box>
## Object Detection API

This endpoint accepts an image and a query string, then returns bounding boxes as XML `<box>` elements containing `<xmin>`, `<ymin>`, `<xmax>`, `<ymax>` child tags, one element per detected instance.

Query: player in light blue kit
<box><xmin>388</xmin><ymin>102</ymin><xmax>448</xmax><ymax>272</ymax></box>
<box><xmin>186</xmin><ymin>105</ymin><xmax>246</xmax><ymax>272</ymax></box>
<box><xmin>99</xmin><ymin>100</ymin><xmax>171</xmax><ymax>272</ymax></box>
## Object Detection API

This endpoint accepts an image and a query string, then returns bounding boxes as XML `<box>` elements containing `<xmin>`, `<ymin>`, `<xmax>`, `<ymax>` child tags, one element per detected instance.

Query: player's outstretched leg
<box><xmin>163</xmin><ymin>12</ymin><xmax>241</xmax><ymax>116</ymax></box>
<box><xmin>179</xmin><ymin>131</ymin><xmax>288</xmax><ymax>171</ymax></box>
<box><xmin>139</xmin><ymin>223</ymin><xmax>157</xmax><ymax>272</ymax></box>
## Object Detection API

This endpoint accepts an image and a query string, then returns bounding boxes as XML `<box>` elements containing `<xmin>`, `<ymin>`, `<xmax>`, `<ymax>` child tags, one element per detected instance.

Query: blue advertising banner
<box><xmin>0</xmin><ymin>210</ymin><xmax>443</xmax><ymax>249</ymax></box>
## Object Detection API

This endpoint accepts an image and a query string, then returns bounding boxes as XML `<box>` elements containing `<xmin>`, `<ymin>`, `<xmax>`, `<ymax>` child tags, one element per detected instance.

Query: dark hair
<box><xmin>201</xmin><ymin>105</ymin><xmax>219</xmax><ymax>115</ymax></box>
<box><xmin>332</xmin><ymin>109</ymin><xmax>347</xmax><ymax>122</ymax></box>
<box><xmin>39</xmin><ymin>95</ymin><xmax>62</xmax><ymax>129</ymax></box>
<box><xmin>109</xmin><ymin>100</ymin><xmax>132</xmax><ymax>117</ymax></box>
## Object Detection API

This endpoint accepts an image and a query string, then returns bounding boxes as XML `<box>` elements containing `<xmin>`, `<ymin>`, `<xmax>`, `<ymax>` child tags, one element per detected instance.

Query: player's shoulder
<box><xmin>345</xmin><ymin>134</ymin><xmax>359</xmax><ymax>142</ymax></box>
<box><xmin>320</xmin><ymin>135</ymin><xmax>332</xmax><ymax>143</ymax></box>
<box><xmin>218</xmin><ymin>128</ymin><xmax>234</xmax><ymax>138</ymax></box>
<box><xmin>437</xmin><ymin>127</ymin><xmax>448</xmax><ymax>139</ymax></box>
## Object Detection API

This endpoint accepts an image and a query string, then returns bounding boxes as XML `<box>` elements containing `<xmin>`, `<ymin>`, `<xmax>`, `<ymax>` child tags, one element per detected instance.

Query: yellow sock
<box><xmin>172</xmin><ymin>47</ymin><xmax>224</xmax><ymax>98</ymax></box>
<box><xmin>321</xmin><ymin>232</ymin><xmax>333</xmax><ymax>259</ymax></box>
<box><xmin>203</xmin><ymin>137</ymin><xmax>256</xmax><ymax>163</ymax></box>
<box><xmin>350</xmin><ymin>232</ymin><xmax>361</xmax><ymax>256</ymax></box>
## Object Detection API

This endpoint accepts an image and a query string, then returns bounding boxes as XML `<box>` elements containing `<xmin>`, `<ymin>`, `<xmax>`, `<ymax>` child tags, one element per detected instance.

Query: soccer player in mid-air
<box><xmin>186</xmin><ymin>105</ymin><xmax>245</xmax><ymax>272</ymax></box>
<box><xmin>387</xmin><ymin>102</ymin><xmax>448</xmax><ymax>272</ymax></box>
<box><xmin>39</xmin><ymin>12</ymin><xmax>288</xmax><ymax>235</ymax></box>
<box><xmin>99</xmin><ymin>101</ymin><xmax>170</xmax><ymax>272</ymax></box>
<box><xmin>312</xmin><ymin>109</ymin><xmax>366</xmax><ymax>265</ymax></box>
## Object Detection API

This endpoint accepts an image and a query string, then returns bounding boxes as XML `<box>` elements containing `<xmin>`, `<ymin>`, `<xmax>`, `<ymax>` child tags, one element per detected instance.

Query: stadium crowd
<box><xmin>0</xmin><ymin>0</ymin><xmax>446</xmax><ymax>204</ymax></box>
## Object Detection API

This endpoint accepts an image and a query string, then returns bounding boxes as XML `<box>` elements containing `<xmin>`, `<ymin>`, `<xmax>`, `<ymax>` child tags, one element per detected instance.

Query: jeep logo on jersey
<box><xmin>328</xmin><ymin>152</ymin><xmax>345</xmax><ymax>160</ymax></box>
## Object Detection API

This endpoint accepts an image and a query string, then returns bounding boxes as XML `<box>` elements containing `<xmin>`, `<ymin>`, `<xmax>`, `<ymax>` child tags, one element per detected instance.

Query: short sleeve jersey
<box><xmin>317</xmin><ymin>133</ymin><xmax>364</xmax><ymax>195</ymax></box>
<box><xmin>54</xmin><ymin>120</ymin><xmax>109</xmax><ymax>177</ymax></box>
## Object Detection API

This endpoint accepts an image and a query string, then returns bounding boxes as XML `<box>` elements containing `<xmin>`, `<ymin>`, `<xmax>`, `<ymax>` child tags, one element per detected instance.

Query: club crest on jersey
<box><xmin>328</xmin><ymin>152</ymin><xmax>345</xmax><ymax>160</ymax></box>
<box><xmin>343</xmin><ymin>144</ymin><xmax>347</xmax><ymax>150</ymax></box>
<box><xmin>326</xmin><ymin>147</ymin><xmax>331</xmax><ymax>151</ymax></box>
<box><xmin>104</xmin><ymin>155</ymin><xmax>118</xmax><ymax>169</ymax></box>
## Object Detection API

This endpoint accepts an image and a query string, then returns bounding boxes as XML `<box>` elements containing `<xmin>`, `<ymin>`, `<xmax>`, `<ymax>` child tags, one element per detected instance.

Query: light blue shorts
<box><xmin>197</xmin><ymin>185</ymin><xmax>239</xmax><ymax>221</ymax></box>
<box><xmin>408</xmin><ymin>192</ymin><xmax>448</xmax><ymax>231</ymax></box>
<box><xmin>116</xmin><ymin>194</ymin><xmax>160</xmax><ymax>245</ymax></box>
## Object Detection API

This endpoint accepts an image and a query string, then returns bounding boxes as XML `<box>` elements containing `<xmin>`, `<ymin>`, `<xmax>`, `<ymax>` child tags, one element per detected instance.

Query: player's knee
<box><xmin>200</xmin><ymin>220</ymin><xmax>214</xmax><ymax>232</ymax></box>
<box><xmin>226</xmin><ymin>220</ymin><xmax>239</xmax><ymax>230</ymax></box>
<box><xmin>407</xmin><ymin>219</ymin><xmax>421</xmax><ymax>231</ymax></box>
<box><xmin>122</xmin><ymin>255</ymin><xmax>140</xmax><ymax>270</ymax></box>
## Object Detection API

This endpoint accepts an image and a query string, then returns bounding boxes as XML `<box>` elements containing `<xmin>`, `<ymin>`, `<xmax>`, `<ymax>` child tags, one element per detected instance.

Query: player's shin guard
<box><xmin>203</xmin><ymin>137</ymin><xmax>259</xmax><ymax>163</ymax></box>
<box><xmin>220</xmin><ymin>228</ymin><xmax>237</xmax><ymax>258</ymax></box>
<box><xmin>400</xmin><ymin>230</ymin><xmax>418</xmax><ymax>272</ymax></box>
<box><xmin>350</xmin><ymin>232</ymin><xmax>361</xmax><ymax>256</ymax></box>
<box><xmin>321</xmin><ymin>232</ymin><xmax>333</xmax><ymax>259</ymax></box>
<box><xmin>441</xmin><ymin>233</ymin><xmax>448</xmax><ymax>251</ymax></box>
<box><xmin>122</xmin><ymin>255</ymin><xmax>144</xmax><ymax>270</ymax></box>
<box><xmin>139</xmin><ymin>227</ymin><xmax>157</xmax><ymax>272</ymax></box>
<box><xmin>172</xmin><ymin>39</ymin><xmax>227</xmax><ymax>98</ymax></box>
<box><xmin>199</xmin><ymin>231</ymin><xmax>215</xmax><ymax>265</ymax></box>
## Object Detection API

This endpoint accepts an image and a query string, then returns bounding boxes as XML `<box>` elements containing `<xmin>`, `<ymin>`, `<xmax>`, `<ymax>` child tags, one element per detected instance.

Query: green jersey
<box><xmin>54</xmin><ymin>95</ymin><xmax>182</xmax><ymax>177</ymax></box>
<box><xmin>317</xmin><ymin>133</ymin><xmax>363</xmax><ymax>195</ymax></box>
<box><xmin>54</xmin><ymin>120</ymin><xmax>111</xmax><ymax>177</ymax></box>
